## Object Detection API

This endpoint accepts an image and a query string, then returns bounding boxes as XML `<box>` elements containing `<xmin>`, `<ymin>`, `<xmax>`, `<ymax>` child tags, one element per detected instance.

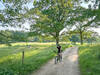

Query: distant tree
<box><xmin>60</xmin><ymin>35</ymin><xmax>70</xmax><ymax>43</ymax></box>
<box><xmin>0</xmin><ymin>30</ymin><xmax>12</xmax><ymax>46</ymax></box>
<box><xmin>69</xmin><ymin>34</ymin><xmax>79</xmax><ymax>44</ymax></box>
<box><xmin>84</xmin><ymin>31</ymin><xmax>99</xmax><ymax>44</ymax></box>
<box><xmin>69</xmin><ymin>7</ymin><xmax>98</xmax><ymax>45</ymax></box>
<box><xmin>12</xmin><ymin>31</ymin><xmax>29</xmax><ymax>42</ymax></box>
<box><xmin>33</xmin><ymin>36</ymin><xmax>39</xmax><ymax>42</ymax></box>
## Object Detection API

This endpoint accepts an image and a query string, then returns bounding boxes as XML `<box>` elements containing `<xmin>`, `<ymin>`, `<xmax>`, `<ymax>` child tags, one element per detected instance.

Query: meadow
<box><xmin>0</xmin><ymin>42</ymin><xmax>70</xmax><ymax>75</ymax></box>
<box><xmin>79</xmin><ymin>44</ymin><xmax>100</xmax><ymax>75</ymax></box>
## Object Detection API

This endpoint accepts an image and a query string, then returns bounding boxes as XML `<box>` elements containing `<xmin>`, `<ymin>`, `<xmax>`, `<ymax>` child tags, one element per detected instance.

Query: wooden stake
<box><xmin>22</xmin><ymin>51</ymin><xmax>24</xmax><ymax>65</ymax></box>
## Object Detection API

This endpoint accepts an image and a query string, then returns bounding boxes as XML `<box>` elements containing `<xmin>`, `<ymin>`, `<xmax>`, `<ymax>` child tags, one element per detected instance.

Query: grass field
<box><xmin>79</xmin><ymin>44</ymin><xmax>100</xmax><ymax>75</ymax></box>
<box><xmin>0</xmin><ymin>42</ymin><xmax>70</xmax><ymax>75</ymax></box>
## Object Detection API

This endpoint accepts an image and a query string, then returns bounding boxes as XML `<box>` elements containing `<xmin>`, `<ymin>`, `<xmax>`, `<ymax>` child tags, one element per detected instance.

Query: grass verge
<box><xmin>79</xmin><ymin>44</ymin><xmax>100</xmax><ymax>75</ymax></box>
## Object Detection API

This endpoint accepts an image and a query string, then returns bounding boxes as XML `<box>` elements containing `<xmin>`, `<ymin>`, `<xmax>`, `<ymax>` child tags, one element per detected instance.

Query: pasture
<box><xmin>0</xmin><ymin>42</ymin><xmax>70</xmax><ymax>75</ymax></box>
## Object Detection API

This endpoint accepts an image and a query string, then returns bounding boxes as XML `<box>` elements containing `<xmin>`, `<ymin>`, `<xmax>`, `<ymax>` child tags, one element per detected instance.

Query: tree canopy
<box><xmin>0</xmin><ymin>0</ymin><xmax>100</xmax><ymax>46</ymax></box>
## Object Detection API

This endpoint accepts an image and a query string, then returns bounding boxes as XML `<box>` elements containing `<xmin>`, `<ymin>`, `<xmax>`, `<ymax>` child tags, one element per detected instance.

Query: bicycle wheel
<box><xmin>55</xmin><ymin>56</ymin><xmax>58</xmax><ymax>64</ymax></box>
<box><xmin>60</xmin><ymin>55</ymin><xmax>62</xmax><ymax>62</ymax></box>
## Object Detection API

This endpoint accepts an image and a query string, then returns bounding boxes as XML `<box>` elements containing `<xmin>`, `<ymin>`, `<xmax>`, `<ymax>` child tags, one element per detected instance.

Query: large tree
<box><xmin>30</xmin><ymin>0</ymin><xmax>77</xmax><ymax>46</ymax></box>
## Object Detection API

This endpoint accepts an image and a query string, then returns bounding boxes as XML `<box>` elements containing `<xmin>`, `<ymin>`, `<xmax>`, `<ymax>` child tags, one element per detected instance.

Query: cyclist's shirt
<box><xmin>57</xmin><ymin>46</ymin><xmax>61</xmax><ymax>53</ymax></box>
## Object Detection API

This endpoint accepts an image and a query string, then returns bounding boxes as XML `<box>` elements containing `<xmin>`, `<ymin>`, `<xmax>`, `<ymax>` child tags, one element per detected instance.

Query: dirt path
<box><xmin>31</xmin><ymin>46</ymin><xmax>80</xmax><ymax>75</ymax></box>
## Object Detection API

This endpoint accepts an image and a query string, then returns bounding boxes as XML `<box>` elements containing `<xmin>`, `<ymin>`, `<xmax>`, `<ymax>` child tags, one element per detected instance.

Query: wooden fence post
<box><xmin>22</xmin><ymin>51</ymin><xmax>24</xmax><ymax>65</ymax></box>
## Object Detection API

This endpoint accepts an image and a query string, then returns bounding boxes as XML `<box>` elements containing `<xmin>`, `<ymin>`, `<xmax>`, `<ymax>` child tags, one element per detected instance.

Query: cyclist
<box><xmin>57</xmin><ymin>45</ymin><xmax>62</xmax><ymax>61</ymax></box>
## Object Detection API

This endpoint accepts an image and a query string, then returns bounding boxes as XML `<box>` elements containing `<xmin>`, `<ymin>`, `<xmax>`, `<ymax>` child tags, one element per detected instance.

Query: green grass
<box><xmin>79</xmin><ymin>44</ymin><xmax>100</xmax><ymax>75</ymax></box>
<box><xmin>0</xmin><ymin>42</ymin><xmax>71</xmax><ymax>75</ymax></box>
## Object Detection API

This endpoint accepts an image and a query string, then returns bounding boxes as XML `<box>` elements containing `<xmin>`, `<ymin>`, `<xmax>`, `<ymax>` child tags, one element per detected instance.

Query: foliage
<box><xmin>0</xmin><ymin>30</ymin><xmax>59</xmax><ymax>44</ymax></box>
<box><xmin>82</xmin><ymin>0</ymin><xmax>100</xmax><ymax>25</ymax></box>
<box><xmin>0</xmin><ymin>30</ymin><xmax>13</xmax><ymax>46</ymax></box>
<box><xmin>60</xmin><ymin>34</ymin><xmax>70</xmax><ymax>43</ymax></box>
<box><xmin>29</xmin><ymin>0</ymin><xmax>77</xmax><ymax>46</ymax></box>
<box><xmin>84</xmin><ymin>31</ymin><xmax>99</xmax><ymax>44</ymax></box>
<box><xmin>69</xmin><ymin>6</ymin><xmax>98</xmax><ymax>45</ymax></box>
<box><xmin>79</xmin><ymin>44</ymin><xmax>100</xmax><ymax>75</ymax></box>
<box><xmin>69</xmin><ymin>34</ymin><xmax>80</xmax><ymax>44</ymax></box>
<box><xmin>0</xmin><ymin>30</ymin><xmax>30</xmax><ymax>45</ymax></box>
<box><xmin>12</xmin><ymin>31</ymin><xmax>29</xmax><ymax>42</ymax></box>
<box><xmin>0</xmin><ymin>0</ymin><xmax>31</xmax><ymax>28</ymax></box>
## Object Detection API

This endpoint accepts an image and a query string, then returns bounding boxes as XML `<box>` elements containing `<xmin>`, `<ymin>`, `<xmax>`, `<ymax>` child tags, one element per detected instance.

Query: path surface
<box><xmin>31</xmin><ymin>46</ymin><xmax>80</xmax><ymax>75</ymax></box>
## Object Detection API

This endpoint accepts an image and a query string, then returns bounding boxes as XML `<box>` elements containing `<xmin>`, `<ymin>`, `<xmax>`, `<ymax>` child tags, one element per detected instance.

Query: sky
<box><xmin>0</xmin><ymin>1</ymin><xmax>100</xmax><ymax>35</ymax></box>
<box><xmin>0</xmin><ymin>1</ymin><xmax>5</xmax><ymax>10</ymax></box>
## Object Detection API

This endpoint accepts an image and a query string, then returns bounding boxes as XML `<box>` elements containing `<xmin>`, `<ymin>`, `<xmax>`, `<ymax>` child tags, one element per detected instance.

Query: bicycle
<box><xmin>53</xmin><ymin>50</ymin><xmax>62</xmax><ymax>64</ymax></box>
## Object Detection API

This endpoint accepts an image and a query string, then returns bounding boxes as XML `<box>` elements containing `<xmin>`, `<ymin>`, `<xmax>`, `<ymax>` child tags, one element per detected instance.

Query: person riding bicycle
<box><xmin>57</xmin><ymin>45</ymin><xmax>62</xmax><ymax>61</ymax></box>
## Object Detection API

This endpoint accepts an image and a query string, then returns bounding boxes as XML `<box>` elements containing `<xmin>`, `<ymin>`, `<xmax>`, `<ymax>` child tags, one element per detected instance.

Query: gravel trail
<box><xmin>31</xmin><ymin>46</ymin><xmax>80</xmax><ymax>75</ymax></box>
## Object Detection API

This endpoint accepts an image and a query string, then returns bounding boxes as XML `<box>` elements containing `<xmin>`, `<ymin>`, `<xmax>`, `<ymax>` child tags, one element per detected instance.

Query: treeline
<box><xmin>0</xmin><ymin>30</ymin><xmax>55</xmax><ymax>44</ymax></box>
<box><xmin>61</xmin><ymin>33</ymin><xmax>99</xmax><ymax>45</ymax></box>
<box><xmin>0</xmin><ymin>30</ymin><xmax>99</xmax><ymax>46</ymax></box>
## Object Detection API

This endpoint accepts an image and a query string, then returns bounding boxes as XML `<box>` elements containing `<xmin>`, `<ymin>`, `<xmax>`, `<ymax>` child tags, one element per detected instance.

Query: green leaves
<box><xmin>0</xmin><ymin>14</ymin><xmax>5</xmax><ymax>21</ymax></box>
<box><xmin>46</xmin><ymin>0</ymin><xmax>49</xmax><ymax>3</ymax></box>
<box><xmin>3</xmin><ymin>0</ymin><xmax>5</xmax><ymax>2</ymax></box>
<box><xmin>33</xmin><ymin>0</ymin><xmax>37</xmax><ymax>5</ymax></box>
<box><xmin>31</xmin><ymin>0</ymin><xmax>75</xmax><ymax>38</ymax></box>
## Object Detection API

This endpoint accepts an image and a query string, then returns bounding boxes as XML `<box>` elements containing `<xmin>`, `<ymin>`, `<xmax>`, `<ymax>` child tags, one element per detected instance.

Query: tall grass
<box><xmin>79</xmin><ymin>44</ymin><xmax>100</xmax><ymax>75</ymax></box>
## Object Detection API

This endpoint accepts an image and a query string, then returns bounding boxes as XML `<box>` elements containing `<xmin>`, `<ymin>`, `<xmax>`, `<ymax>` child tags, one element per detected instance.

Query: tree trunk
<box><xmin>56</xmin><ymin>36</ymin><xmax>59</xmax><ymax>47</ymax></box>
<box><xmin>91</xmin><ymin>40</ymin><xmax>92</xmax><ymax>45</ymax></box>
<box><xmin>80</xmin><ymin>32</ymin><xmax>83</xmax><ymax>45</ymax></box>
